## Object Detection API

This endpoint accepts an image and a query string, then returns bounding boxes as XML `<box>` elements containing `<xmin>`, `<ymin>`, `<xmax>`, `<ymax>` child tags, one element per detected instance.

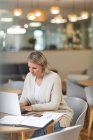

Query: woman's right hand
<box><xmin>20</xmin><ymin>103</ymin><xmax>26</xmax><ymax>112</ymax></box>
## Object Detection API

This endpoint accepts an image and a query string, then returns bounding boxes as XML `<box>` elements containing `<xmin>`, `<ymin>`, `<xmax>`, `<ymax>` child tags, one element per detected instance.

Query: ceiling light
<box><xmin>1</xmin><ymin>18</ymin><xmax>13</xmax><ymax>22</ymax></box>
<box><xmin>27</xmin><ymin>9</ymin><xmax>46</xmax><ymax>22</ymax></box>
<box><xmin>50</xmin><ymin>6</ymin><xmax>60</xmax><ymax>14</ymax></box>
<box><xmin>35</xmin><ymin>9</ymin><xmax>42</xmax><ymax>17</ymax></box>
<box><xmin>80</xmin><ymin>11</ymin><xmax>89</xmax><ymax>19</ymax></box>
<box><xmin>50</xmin><ymin>15</ymin><xmax>67</xmax><ymax>24</ymax></box>
<box><xmin>13</xmin><ymin>8</ymin><xmax>23</xmax><ymax>16</ymax></box>
<box><xmin>13</xmin><ymin>0</ymin><xmax>23</xmax><ymax>16</ymax></box>
<box><xmin>7</xmin><ymin>26</ymin><xmax>26</xmax><ymax>34</ymax></box>
<box><xmin>33</xmin><ymin>9</ymin><xmax>47</xmax><ymax>22</ymax></box>
<box><xmin>79</xmin><ymin>0</ymin><xmax>89</xmax><ymax>20</ymax></box>
<box><xmin>29</xmin><ymin>22</ymin><xmax>42</xmax><ymax>27</ymax></box>
<box><xmin>68</xmin><ymin>14</ymin><xmax>78</xmax><ymax>22</ymax></box>
<box><xmin>27</xmin><ymin>12</ymin><xmax>36</xmax><ymax>20</ymax></box>
<box><xmin>24</xmin><ymin>24</ymin><xmax>28</xmax><ymax>28</ymax></box>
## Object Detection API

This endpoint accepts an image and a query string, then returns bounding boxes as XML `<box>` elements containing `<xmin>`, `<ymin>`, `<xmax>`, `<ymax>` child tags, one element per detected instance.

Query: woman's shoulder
<box><xmin>46</xmin><ymin>70</ymin><xmax>61</xmax><ymax>80</ymax></box>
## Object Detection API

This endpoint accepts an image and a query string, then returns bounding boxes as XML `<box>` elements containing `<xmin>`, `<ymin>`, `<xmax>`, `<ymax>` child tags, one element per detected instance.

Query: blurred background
<box><xmin>0</xmin><ymin>0</ymin><xmax>93</xmax><ymax>51</ymax></box>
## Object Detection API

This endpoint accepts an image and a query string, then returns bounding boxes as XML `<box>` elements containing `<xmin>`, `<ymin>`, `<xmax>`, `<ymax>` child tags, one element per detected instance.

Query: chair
<box><xmin>3</xmin><ymin>80</ymin><xmax>24</xmax><ymax>90</ymax></box>
<box><xmin>85</xmin><ymin>86</ymin><xmax>93</xmax><ymax>138</ymax></box>
<box><xmin>67</xmin><ymin>74</ymin><xmax>89</xmax><ymax>82</ymax></box>
<box><xmin>64</xmin><ymin>96</ymin><xmax>88</xmax><ymax>127</ymax></box>
<box><xmin>66</xmin><ymin>80</ymin><xmax>86</xmax><ymax>100</ymax></box>
<box><xmin>28</xmin><ymin>125</ymin><xmax>82</xmax><ymax>140</ymax></box>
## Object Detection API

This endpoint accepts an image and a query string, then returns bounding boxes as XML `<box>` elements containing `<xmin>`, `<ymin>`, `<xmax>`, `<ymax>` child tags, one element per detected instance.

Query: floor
<box><xmin>80</xmin><ymin>113</ymin><xmax>93</xmax><ymax>140</ymax></box>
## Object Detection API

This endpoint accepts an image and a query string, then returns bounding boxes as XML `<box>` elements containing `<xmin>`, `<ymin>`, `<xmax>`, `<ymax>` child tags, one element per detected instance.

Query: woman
<box><xmin>20</xmin><ymin>51</ymin><xmax>73</xmax><ymax>137</ymax></box>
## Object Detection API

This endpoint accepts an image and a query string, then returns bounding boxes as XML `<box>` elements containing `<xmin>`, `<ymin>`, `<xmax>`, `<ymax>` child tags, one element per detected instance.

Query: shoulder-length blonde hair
<box><xmin>27</xmin><ymin>51</ymin><xmax>51</xmax><ymax>74</ymax></box>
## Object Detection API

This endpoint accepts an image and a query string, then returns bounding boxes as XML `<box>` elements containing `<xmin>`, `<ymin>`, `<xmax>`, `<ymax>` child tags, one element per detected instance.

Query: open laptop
<box><xmin>0</xmin><ymin>92</ymin><xmax>42</xmax><ymax>116</ymax></box>
<box><xmin>0</xmin><ymin>92</ymin><xmax>21</xmax><ymax>116</ymax></box>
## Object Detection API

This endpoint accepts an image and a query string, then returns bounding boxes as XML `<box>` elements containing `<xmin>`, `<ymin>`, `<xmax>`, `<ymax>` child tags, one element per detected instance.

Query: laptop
<box><xmin>0</xmin><ymin>92</ymin><xmax>21</xmax><ymax>116</ymax></box>
<box><xmin>0</xmin><ymin>92</ymin><xmax>41</xmax><ymax>116</ymax></box>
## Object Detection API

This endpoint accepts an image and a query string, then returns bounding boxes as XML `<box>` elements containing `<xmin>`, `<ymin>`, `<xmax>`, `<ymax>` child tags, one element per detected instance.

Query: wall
<box><xmin>0</xmin><ymin>49</ymin><xmax>92</xmax><ymax>79</ymax></box>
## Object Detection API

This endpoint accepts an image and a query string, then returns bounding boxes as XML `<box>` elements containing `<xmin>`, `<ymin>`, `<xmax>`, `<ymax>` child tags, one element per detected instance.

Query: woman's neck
<box><xmin>36</xmin><ymin>77</ymin><xmax>43</xmax><ymax>86</ymax></box>
<box><xmin>36</xmin><ymin>73</ymin><xmax>44</xmax><ymax>85</ymax></box>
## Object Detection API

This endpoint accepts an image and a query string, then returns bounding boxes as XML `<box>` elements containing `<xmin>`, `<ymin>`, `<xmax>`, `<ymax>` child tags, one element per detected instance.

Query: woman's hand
<box><xmin>20</xmin><ymin>103</ymin><xmax>26</xmax><ymax>112</ymax></box>
<box><xmin>23</xmin><ymin>105</ymin><xmax>33</xmax><ymax>112</ymax></box>
<box><xmin>20</xmin><ymin>103</ymin><xmax>32</xmax><ymax>112</ymax></box>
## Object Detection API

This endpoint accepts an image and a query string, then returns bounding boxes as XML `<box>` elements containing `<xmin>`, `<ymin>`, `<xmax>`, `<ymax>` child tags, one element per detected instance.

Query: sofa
<box><xmin>0</xmin><ymin>63</ymin><xmax>29</xmax><ymax>84</ymax></box>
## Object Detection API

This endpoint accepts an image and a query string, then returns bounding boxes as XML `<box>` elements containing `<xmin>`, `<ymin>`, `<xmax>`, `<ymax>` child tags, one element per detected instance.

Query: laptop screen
<box><xmin>0</xmin><ymin>92</ymin><xmax>21</xmax><ymax>115</ymax></box>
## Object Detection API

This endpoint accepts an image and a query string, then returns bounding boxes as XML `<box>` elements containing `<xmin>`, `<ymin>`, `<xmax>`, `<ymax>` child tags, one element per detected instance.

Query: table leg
<box><xmin>87</xmin><ymin>107</ymin><xmax>93</xmax><ymax>138</ymax></box>
<box><xmin>21</xmin><ymin>132</ymin><xmax>25</xmax><ymax>140</ymax></box>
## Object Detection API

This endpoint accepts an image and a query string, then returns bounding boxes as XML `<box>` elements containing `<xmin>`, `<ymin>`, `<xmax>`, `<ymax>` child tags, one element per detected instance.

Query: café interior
<box><xmin>0</xmin><ymin>0</ymin><xmax>93</xmax><ymax>140</ymax></box>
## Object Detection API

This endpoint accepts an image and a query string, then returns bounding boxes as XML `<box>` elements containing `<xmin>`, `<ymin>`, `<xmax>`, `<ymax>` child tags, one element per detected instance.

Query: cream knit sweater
<box><xmin>20</xmin><ymin>71</ymin><xmax>73</xmax><ymax>127</ymax></box>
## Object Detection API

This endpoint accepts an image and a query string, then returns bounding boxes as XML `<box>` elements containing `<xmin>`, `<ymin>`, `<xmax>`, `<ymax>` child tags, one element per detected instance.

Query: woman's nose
<box><xmin>29</xmin><ymin>68</ymin><xmax>32</xmax><ymax>72</ymax></box>
<box><xmin>30</xmin><ymin>68</ymin><xmax>34</xmax><ymax>73</ymax></box>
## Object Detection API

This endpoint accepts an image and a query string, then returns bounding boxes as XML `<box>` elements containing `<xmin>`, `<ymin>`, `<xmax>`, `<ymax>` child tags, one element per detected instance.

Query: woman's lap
<box><xmin>31</xmin><ymin>122</ymin><xmax>64</xmax><ymax>138</ymax></box>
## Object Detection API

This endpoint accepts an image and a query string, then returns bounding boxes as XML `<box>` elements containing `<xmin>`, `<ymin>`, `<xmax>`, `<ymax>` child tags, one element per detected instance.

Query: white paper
<box><xmin>0</xmin><ymin>115</ymin><xmax>53</xmax><ymax>128</ymax></box>
<box><xmin>0</xmin><ymin>116</ymin><xmax>27</xmax><ymax>125</ymax></box>
<box><xmin>0</xmin><ymin>112</ymin><xmax>65</xmax><ymax>128</ymax></box>
<box><xmin>43</xmin><ymin>112</ymin><xmax>65</xmax><ymax>120</ymax></box>
<box><xmin>20</xmin><ymin>116</ymin><xmax>53</xmax><ymax>128</ymax></box>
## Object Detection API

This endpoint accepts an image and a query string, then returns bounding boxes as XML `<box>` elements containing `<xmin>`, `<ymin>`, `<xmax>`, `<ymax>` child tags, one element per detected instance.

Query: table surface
<box><xmin>0</xmin><ymin>126</ymin><xmax>31</xmax><ymax>133</ymax></box>
<box><xmin>0</xmin><ymin>112</ymin><xmax>62</xmax><ymax>134</ymax></box>
<box><xmin>0</xmin><ymin>85</ymin><xmax>22</xmax><ymax>95</ymax></box>
<box><xmin>78</xmin><ymin>79</ymin><xmax>93</xmax><ymax>87</ymax></box>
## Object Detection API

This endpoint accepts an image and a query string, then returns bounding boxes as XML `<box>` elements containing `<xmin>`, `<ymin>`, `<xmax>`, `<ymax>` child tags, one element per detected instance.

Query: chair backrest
<box><xmin>3</xmin><ymin>81</ymin><xmax>24</xmax><ymax>90</ymax></box>
<box><xmin>28</xmin><ymin>125</ymin><xmax>82</xmax><ymax>140</ymax></box>
<box><xmin>67</xmin><ymin>74</ymin><xmax>89</xmax><ymax>82</ymax></box>
<box><xmin>66</xmin><ymin>79</ymin><xmax>86</xmax><ymax>100</ymax></box>
<box><xmin>85</xmin><ymin>86</ymin><xmax>93</xmax><ymax>106</ymax></box>
<box><xmin>64</xmin><ymin>96</ymin><xmax>88</xmax><ymax>127</ymax></box>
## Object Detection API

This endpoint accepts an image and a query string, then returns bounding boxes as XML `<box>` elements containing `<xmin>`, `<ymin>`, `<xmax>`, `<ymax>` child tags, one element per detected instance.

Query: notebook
<box><xmin>0</xmin><ymin>92</ymin><xmax>21</xmax><ymax>115</ymax></box>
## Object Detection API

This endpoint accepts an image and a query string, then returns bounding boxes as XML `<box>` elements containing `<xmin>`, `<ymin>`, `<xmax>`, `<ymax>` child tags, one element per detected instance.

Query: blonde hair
<box><xmin>27</xmin><ymin>51</ymin><xmax>50</xmax><ymax>74</ymax></box>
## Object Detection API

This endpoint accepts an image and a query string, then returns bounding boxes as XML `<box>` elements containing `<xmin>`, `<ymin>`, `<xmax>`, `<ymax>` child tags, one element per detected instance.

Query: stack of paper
<box><xmin>0</xmin><ymin>112</ymin><xmax>65</xmax><ymax>128</ymax></box>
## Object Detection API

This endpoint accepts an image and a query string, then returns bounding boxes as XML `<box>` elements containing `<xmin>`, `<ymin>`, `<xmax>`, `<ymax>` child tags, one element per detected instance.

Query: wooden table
<box><xmin>0</xmin><ymin>126</ymin><xmax>32</xmax><ymax>140</ymax></box>
<box><xmin>0</xmin><ymin>85</ymin><xmax>22</xmax><ymax>95</ymax></box>
<box><xmin>78</xmin><ymin>80</ymin><xmax>93</xmax><ymax>87</ymax></box>
<box><xmin>0</xmin><ymin>113</ymin><xmax>62</xmax><ymax>140</ymax></box>
<box><xmin>78</xmin><ymin>79</ymin><xmax>93</xmax><ymax>138</ymax></box>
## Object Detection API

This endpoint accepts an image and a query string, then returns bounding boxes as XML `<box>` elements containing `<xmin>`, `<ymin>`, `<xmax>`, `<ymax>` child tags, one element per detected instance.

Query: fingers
<box><xmin>23</xmin><ymin>106</ymin><xmax>32</xmax><ymax>112</ymax></box>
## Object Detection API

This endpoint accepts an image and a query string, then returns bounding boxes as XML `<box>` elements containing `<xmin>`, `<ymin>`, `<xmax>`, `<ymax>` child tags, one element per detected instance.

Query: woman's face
<box><xmin>28</xmin><ymin>61</ymin><xmax>44</xmax><ymax>77</ymax></box>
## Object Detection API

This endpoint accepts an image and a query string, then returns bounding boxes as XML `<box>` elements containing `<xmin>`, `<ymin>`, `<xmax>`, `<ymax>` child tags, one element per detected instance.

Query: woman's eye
<box><xmin>33</xmin><ymin>68</ymin><xmax>37</xmax><ymax>70</ymax></box>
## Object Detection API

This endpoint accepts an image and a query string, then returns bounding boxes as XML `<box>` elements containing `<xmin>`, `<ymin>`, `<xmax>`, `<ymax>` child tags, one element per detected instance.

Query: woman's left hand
<box><xmin>24</xmin><ymin>105</ymin><xmax>33</xmax><ymax>112</ymax></box>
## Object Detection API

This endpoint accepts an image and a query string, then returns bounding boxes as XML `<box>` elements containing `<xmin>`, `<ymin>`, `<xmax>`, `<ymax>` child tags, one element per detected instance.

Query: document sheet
<box><xmin>0</xmin><ymin>112</ymin><xmax>65</xmax><ymax>128</ymax></box>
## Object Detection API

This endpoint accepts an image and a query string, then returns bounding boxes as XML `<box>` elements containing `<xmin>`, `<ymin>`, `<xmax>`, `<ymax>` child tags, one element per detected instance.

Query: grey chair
<box><xmin>66</xmin><ymin>79</ymin><xmax>86</xmax><ymax>100</ymax></box>
<box><xmin>28</xmin><ymin>125</ymin><xmax>82</xmax><ymax>140</ymax></box>
<box><xmin>1</xmin><ymin>81</ymin><xmax>24</xmax><ymax>99</ymax></box>
<box><xmin>3</xmin><ymin>81</ymin><xmax>24</xmax><ymax>90</ymax></box>
<box><xmin>85</xmin><ymin>86</ymin><xmax>93</xmax><ymax>138</ymax></box>
<box><xmin>67</xmin><ymin>74</ymin><xmax>89</xmax><ymax>82</ymax></box>
<box><xmin>64</xmin><ymin>96</ymin><xmax>88</xmax><ymax>127</ymax></box>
